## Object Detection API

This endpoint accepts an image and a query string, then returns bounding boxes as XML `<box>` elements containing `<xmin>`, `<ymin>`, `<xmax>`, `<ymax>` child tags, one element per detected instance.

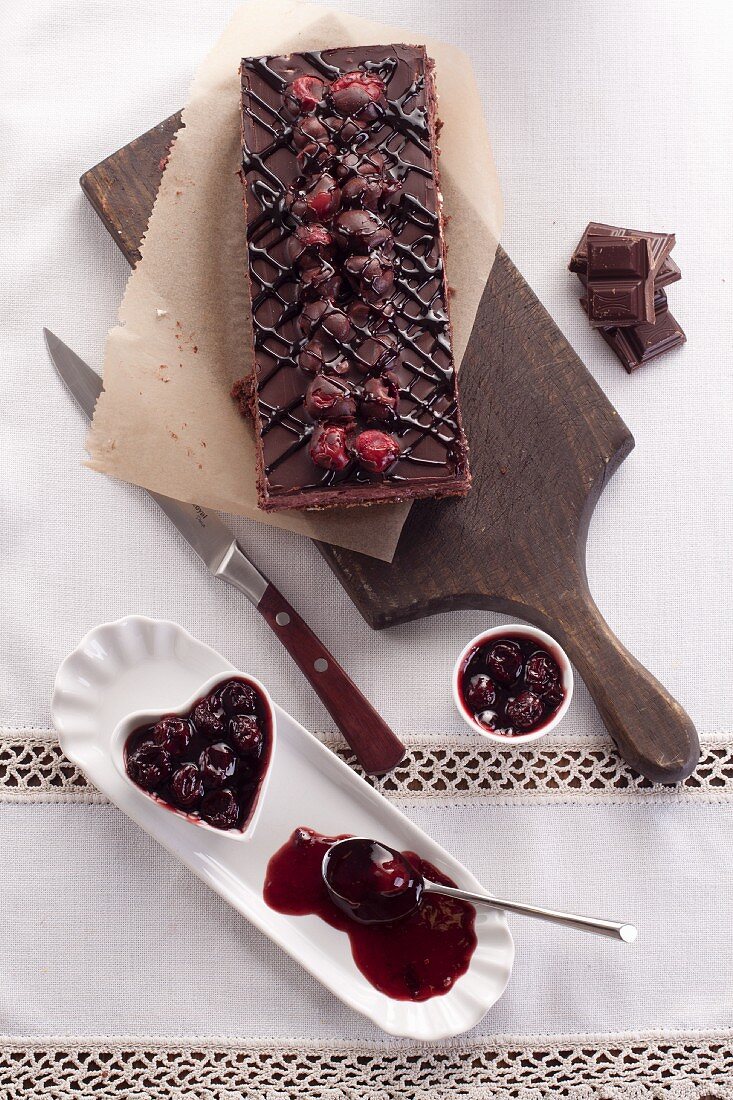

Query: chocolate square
<box><xmin>656</xmin><ymin>254</ymin><xmax>682</xmax><ymax>289</ymax></box>
<box><xmin>587</xmin><ymin>234</ymin><xmax>650</xmax><ymax>280</ymax></box>
<box><xmin>580</xmin><ymin>291</ymin><xmax>686</xmax><ymax>372</ymax></box>
<box><xmin>585</xmin><ymin>233</ymin><xmax>654</xmax><ymax>326</ymax></box>
<box><xmin>622</xmin><ymin>311</ymin><xmax>686</xmax><ymax>364</ymax></box>
<box><xmin>577</xmin><ymin>275</ymin><xmax>670</xmax><ymax>315</ymax></box>
<box><xmin>569</xmin><ymin>222</ymin><xmax>679</xmax><ymax>290</ymax></box>
<box><xmin>586</xmin><ymin>281</ymin><xmax>647</xmax><ymax>326</ymax></box>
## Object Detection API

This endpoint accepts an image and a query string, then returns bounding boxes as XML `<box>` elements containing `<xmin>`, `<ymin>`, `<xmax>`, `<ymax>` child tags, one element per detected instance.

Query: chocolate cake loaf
<box><xmin>236</xmin><ymin>45</ymin><xmax>470</xmax><ymax>511</ymax></box>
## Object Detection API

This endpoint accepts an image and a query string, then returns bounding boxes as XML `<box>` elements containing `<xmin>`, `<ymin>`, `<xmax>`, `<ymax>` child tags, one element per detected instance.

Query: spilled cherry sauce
<box><xmin>263</xmin><ymin>827</ymin><xmax>477</xmax><ymax>1001</ymax></box>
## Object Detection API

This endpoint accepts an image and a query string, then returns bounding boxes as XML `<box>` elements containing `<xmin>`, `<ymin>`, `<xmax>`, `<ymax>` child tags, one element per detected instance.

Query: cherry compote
<box><xmin>263</xmin><ymin>828</ymin><xmax>476</xmax><ymax>1001</ymax></box>
<box><xmin>324</xmin><ymin>838</ymin><xmax>423</xmax><ymax>924</ymax></box>
<box><xmin>459</xmin><ymin>634</ymin><xmax>565</xmax><ymax>736</ymax></box>
<box><xmin>124</xmin><ymin>677</ymin><xmax>272</xmax><ymax>831</ymax></box>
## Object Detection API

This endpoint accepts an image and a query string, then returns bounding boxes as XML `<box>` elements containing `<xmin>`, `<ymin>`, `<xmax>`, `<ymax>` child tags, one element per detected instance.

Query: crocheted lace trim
<box><xmin>0</xmin><ymin>1030</ymin><xmax>730</xmax><ymax>1098</ymax></box>
<box><xmin>1</xmin><ymin>730</ymin><xmax>731</xmax><ymax>803</ymax></box>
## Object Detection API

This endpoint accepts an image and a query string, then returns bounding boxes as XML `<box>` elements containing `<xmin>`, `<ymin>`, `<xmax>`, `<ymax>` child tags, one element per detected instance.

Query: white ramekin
<box><xmin>453</xmin><ymin>624</ymin><xmax>573</xmax><ymax>745</ymax></box>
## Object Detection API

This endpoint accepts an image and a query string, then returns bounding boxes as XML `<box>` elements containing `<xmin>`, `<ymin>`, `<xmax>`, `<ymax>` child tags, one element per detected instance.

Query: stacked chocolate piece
<box><xmin>569</xmin><ymin>222</ymin><xmax>686</xmax><ymax>373</ymax></box>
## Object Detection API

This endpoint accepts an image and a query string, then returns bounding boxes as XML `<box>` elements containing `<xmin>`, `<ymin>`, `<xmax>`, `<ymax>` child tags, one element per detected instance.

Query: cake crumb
<box><xmin>231</xmin><ymin>376</ymin><xmax>253</xmax><ymax>418</ymax></box>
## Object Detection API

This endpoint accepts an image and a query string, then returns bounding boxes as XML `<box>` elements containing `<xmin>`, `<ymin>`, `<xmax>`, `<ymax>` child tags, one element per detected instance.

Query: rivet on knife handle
<box><xmin>258</xmin><ymin>583</ymin><xmax>405</xmax><ymax>776</ymax></box>
<box><xmin>218</xmin><ymin>543</ymin><xmax>405</xmax><ymax>775</ymax></box>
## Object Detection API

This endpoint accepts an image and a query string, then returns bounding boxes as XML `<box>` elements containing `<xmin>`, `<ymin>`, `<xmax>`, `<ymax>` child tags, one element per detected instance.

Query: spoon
<box><xmin>322</xmin><ymin>838</ymin><xmax>637</xmax><ymax>942</ymax></box>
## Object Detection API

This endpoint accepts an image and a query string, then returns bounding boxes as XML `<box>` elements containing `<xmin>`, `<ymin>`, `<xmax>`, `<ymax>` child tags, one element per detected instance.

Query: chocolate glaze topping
<box><xmin>238</xmin><ymin>45</ymin><xmax>470</xmax><ymax>510</ymax></box>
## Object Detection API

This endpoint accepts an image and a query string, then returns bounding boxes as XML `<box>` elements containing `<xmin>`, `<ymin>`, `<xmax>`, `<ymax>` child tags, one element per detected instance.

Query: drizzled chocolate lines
<box><xmin>238</xmin><ymin>46</ymin><xmax>469</xmax><ymax>505</ymax></box>
<box><xmin>247</xmin><ymin>56</ymin><xmax>289</xmax><ymax>94</ymax></box>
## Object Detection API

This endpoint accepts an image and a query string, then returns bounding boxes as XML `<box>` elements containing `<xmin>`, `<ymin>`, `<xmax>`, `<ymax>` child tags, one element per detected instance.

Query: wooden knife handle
<box><xmin>257</xmin><ymin>583</ymin><xmax>406</xmax><ymax>776</ymax></box>
<box><xmin>538</xmin><ymin>584</ymin><xmax>699</xmax><ymax>784</ymax></box>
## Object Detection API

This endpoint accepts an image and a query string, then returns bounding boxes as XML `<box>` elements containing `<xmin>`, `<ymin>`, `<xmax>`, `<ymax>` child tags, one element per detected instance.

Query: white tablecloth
<box><xmin>1</xmin><ymin>0</ymin><xmax>730</xmax><ymax>743</ymax></box>
<box><xmin>2</xmin><ymin>0</ymin><xmax>733</xmax><ymax>1092</ymax></box>
<box><xmin>3</xmin><ymin>0</ymin><xmax>732</xmax><ymax>741</ymax></box>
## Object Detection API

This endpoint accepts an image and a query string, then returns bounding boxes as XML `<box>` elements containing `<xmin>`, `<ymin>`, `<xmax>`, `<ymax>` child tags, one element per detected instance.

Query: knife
<box><xmin>44</xmin><ymin>329</ymin><xmax>406</xmax><ymax>776</ymax></box>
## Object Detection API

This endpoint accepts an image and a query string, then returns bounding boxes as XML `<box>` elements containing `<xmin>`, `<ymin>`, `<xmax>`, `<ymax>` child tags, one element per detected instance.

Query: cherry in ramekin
<box><xmin>453</xmin><ymin>625</ymin><xmax>573</xmax><ymax>744</ymax></box>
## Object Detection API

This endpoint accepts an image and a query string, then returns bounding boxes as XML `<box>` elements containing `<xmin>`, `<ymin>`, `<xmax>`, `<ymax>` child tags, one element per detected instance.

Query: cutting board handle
<box><xmin>539</xmin><ymin>585</ymin><xmax>699</xmax><ymax>784</ymax></box>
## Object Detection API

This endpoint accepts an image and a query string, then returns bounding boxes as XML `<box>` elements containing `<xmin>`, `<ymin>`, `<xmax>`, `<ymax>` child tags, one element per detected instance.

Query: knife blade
<box><xmin>44</xmin><ymin>328</ymin><xmax>405</xmax><ymax>775</ymax></box>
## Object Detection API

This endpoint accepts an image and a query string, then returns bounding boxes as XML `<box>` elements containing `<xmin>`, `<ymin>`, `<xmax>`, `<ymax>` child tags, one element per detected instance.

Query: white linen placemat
<box><xmin>0</xmin><ymin>734</ymin><xmax>730</xmax><ymax>1039</ymax></box>
<box><xmin>0</xmin><ymin>731</ymin><xmax>731</xmax><ymax>1095</ymax></box>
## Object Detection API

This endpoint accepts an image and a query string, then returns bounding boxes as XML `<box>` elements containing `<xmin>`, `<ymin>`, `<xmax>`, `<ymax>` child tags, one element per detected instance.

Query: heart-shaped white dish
<box><xmin>110</xmin><ymin>670</ymin><xmax>276</xmax><ymax>842</ymax></box>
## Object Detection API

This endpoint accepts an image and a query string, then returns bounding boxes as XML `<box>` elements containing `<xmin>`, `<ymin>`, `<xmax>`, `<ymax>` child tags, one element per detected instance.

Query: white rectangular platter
<box><xmin>51</xmin><ymin>616</ymin><xmax>513</xmax><ymax>1040</ymax></box>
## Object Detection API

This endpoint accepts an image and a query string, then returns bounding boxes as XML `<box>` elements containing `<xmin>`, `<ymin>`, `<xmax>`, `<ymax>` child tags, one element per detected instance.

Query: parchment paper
<box><xmin>86</xmin><ymin>0</ymin><xmax>502</xmax><ymax>562</ymax></box>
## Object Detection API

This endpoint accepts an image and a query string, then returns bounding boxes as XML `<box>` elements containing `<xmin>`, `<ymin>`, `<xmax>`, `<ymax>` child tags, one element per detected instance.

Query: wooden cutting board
<box><xmin>80</xmin><ymin>112</ymin><xmax>699</xmax><ymax>785</ymax></box>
